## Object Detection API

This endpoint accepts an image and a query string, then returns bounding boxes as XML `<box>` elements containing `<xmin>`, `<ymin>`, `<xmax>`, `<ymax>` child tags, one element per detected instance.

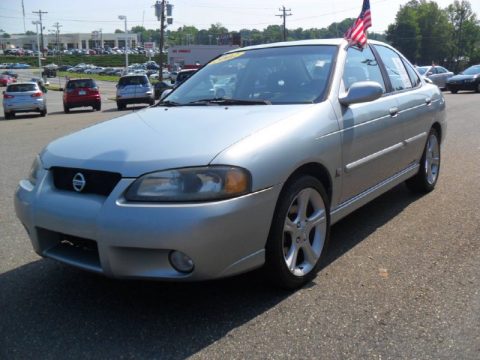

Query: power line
<box><xmin>276</xmin><ymin>6</ymin><xmax>292</xmax><ymax>41</ymax></box>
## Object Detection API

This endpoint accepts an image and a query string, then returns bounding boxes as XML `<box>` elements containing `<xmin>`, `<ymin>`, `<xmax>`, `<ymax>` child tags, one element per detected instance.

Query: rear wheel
<box><xmin>4</xmin><ymin>111</ymin><xmax>12</xmax><ymax>120</ymax></box>
<box><xmin>450</xmin><ymin>89</ymin><xmax>458</xmax><ymax>94</ymax></box>
<box><xmin>406</xmin><ymin>128</ymin><xmax>441</xmax><ymax>193</ymax></box>
<box><xmin>117</xmin><ymin>101</ymin><xmax>125</xmax><ymax>110</ymax></box>
<box><xmin>40</xmin><ymin>108</ymin><xmax>47</xmax><ymax>117</ymax></box>
<box><xmin>63</xmin><ymin>104</ymin><xmax>70</xmax><ymax>113</ymax></box>
<box><xmin>94</xmin><ymin>102</ymin><xmax>101</xmax><ymax>111</ymax></box>
<box><xmin>476</xmin><ymin>83</ymin><xmax>480</xmax><ymax>93</ymax></box>
<box><xmin>149</xmin><ymin>99</ymin><xmax>155</xmax><ymax>106</ymax></box>
<box><xmin>265</xmin><ymin>176</ymin><xmax>330</xmax><ymax>290</ymax></box>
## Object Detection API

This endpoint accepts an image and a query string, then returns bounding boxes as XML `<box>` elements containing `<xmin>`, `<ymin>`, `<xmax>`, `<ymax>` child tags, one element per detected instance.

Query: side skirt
<box><xmin>330</xmin><ymin>163</ymin><xmax>419</xmax><ymax>225</ymax></box>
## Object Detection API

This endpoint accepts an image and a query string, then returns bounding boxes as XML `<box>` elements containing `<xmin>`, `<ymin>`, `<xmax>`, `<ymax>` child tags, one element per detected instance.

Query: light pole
<box><xmin>32</xmin><ymin>20</ymin><xmax>42</xmax><ymax>69</ymax></box>
<box><xmin>118</xmin><ymin>15</ymin><xmax>128</xmax><ymax>72</ymax></box>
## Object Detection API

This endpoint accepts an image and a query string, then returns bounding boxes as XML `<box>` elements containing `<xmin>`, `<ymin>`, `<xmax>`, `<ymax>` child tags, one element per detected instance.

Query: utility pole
<box><xmin>276</xmin><ymin>6</ymin><xmax>292</xmax><ymax>41</ymax></box>
<box><xmin>32</xmin><ymin>10</ymin><xmax>48</xmax><ymax>57</ymax></box>
<box><xmin>52</xmin><ymin>22</ymin><xmax>62</xmax><ymax>52</ymax></box>
<box><xmin>155</xmin><ymin>1</ymin><xmax>173</xmax><ymax>79</ymax></box>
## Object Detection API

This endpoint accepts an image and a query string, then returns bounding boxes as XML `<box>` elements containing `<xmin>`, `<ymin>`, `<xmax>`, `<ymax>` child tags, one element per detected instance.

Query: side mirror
<box><xmin>426</xmin><ymin>71</ymin><xmax>433</xmax><ymax>76</ymax></box>
<box><xmin>160</xmin><ymin>89</ymin><xmax>173</xmax><ymax>100</ymax></box>
<box><xmin>339</xmin><ymin>81</ymin><xmax>383</xmax><ymax>106</ymax></box>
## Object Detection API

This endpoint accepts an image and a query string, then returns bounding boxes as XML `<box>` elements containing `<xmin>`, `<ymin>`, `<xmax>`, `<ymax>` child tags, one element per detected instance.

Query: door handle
<box><xmin>425</xmin><ymin>97</ymin><xmax>432</xmax><ymax>106</ymax></box>
<box><xmin>389</xmin><ymin>107</ymin><xmax>399</xmax><ymax>117</ymax></box>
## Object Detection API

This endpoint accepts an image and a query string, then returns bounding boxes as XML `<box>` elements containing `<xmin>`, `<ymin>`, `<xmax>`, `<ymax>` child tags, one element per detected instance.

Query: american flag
<box><xmin>344</xmin><ymin>0</ymin><xmax>372</xmax><ymax>48</ymax></box>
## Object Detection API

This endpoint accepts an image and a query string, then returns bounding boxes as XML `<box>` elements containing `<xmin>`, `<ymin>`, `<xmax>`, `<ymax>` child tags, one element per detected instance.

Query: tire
<box><xmin>265</xmin><ymin>175</ymin><xmax>330</xmax><ymax>290</ymax></box>
<box><xmin>450</xmin><ymin>89</ymin><xmax>458</xmax><ymax>94</ymax></box>
<box><xmin>40</xmin><ymin>108</ymin><xmax>47</xmax><ymax>117</ymax></box>
<box><xmin>149</xmin><ymin>99</ymin><xmax>155</xmax><ymax>106</ymax></box>
<box><xmin>117</xmin><ymin>101</ymin><xmax>125</xmax><ymax>110</ymax></box>
<box><xmin>476</xmin><ymin>83</ymin><xmax>480</xmax><ymax>93</ymax></box>
<box><xmin>94</xmin><ymin>102</ymin><xmax>101</xmax><ymax>111</ymax></box>
<box><xmin>406</xmin><ymin>128</ymin><xmax>441</xmax><ymax>193</ymax></box>
<box><xmin>63</xmin><ymin>104</ymin><xmax>70</xmax><ymax>113</ymax></box>
<box><xmin>4</xmin><ymin>111</ymin><xmax>12</xmax><ymax>120</ymax></box>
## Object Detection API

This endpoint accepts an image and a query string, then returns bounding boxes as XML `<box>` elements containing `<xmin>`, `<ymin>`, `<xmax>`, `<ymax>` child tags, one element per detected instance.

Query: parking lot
<box><xmin>1</xmin><ymin>82</ymin><xmax>479</xmax><ymax>358</ymax></box>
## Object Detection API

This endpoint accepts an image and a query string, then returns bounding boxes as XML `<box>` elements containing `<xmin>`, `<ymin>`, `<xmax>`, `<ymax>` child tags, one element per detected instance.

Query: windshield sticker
<box><xmin>209</xmin><ymin>52</ymin><xmax>245</xmax><ymax>65</ymax></box>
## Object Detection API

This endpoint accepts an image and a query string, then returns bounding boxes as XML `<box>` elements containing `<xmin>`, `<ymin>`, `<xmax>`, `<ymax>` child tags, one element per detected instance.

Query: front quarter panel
<box><xmin>211</xmin><ymin>102</ymin><xmax>341</xmax><ymax>202</ymax></box>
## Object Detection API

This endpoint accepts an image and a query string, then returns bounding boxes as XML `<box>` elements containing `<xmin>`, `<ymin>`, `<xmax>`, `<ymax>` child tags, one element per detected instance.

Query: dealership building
<box><xmin>5</xmin><ymin>32</ymin><xmax>139</xmax><ymax>50</ymax></box>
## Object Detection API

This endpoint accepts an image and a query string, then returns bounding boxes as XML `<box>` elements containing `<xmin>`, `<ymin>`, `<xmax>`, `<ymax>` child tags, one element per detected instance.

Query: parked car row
<box><xmin>0</xmin><ymin>63</ymin><xmax>31</xmax><ymax>69</ymax></box>
<box><xmin>416</xmin><ymin>64</ymin><xmax>480</xmax><ymax>93</ymax></box>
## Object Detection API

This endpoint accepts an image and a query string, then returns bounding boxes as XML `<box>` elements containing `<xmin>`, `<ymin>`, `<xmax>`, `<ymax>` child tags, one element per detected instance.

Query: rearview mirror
<box><xmin>339</xmin><ymin>81</ymin><xmax>383</xmax><ymax>106</ymax></box>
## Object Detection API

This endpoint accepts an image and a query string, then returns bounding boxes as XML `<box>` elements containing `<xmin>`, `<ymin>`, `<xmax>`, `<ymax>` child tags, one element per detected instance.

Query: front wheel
<box><xmin>406</xmin><ymin>128</ymin><xmax>441</xmax><ymax>193</ymax></box>
<box><xmin>265</xmin><ymin>176</ymin><xmax>330</xmax><ymax>290</ymax></box>
<box><xmin>40</xmin><ymin>108</ymin><xmax>47</xmax><ymax>117</ymax></box>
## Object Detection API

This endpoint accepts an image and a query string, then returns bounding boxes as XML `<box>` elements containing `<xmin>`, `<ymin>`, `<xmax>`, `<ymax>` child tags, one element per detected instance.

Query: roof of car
<box><xmin>7</xmin><ymin>81</ymin><xmax>37</xmax><ymax>85</ymax></box>
<box><xmin>225</xmin><ymin>38</ymin><xmax>388</xmax><ymax>53</ymax></box>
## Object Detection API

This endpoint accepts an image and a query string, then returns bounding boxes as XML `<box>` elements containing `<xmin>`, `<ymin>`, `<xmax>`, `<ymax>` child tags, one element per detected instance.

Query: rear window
<box><xmin>67</xmin><ymin>79</ymin><xmax>97</xmax><ymax>89</ymax></box>
<box><xmin>7</xmin><ymin>84</ymin><xmax>37</xmax><ymax>92</ymax></box>
<box><xmin>118</xmin><ymin>76</ymin><xmax>148</xmax><ymax>86</ymax></box>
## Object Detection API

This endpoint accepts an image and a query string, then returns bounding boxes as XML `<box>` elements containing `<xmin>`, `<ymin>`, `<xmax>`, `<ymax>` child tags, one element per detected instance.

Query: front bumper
<box><xmin>15</xmin><ymin>168</ymin><xmax>280</xmax><ymax>281</ymax></box>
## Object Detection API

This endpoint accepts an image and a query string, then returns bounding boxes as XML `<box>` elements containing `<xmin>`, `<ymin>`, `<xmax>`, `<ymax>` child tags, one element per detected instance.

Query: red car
<box><xmin>63</xmin><ymin>78</ymin><xmax>101</xmax><ymax>113</ymax></box>
<box><xmin>0</xmin><ymin>75</ymin><xmax>16</xmax><ymax>87</ymax></box>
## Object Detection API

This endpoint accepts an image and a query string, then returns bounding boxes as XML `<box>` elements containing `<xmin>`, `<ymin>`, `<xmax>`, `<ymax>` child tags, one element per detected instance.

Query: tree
<box><xmin>114</xmin><ymin>29</ymin><xmax>124</xmax><ymax>34</ymax></box>
<box><xmin>386</xmin><ymin>1</ymin><xmax>453</xmax><ymax>65</ymax></box>
<box><xmin>446</xmin><ymin>0</ymin><xmax>480</xmax><ymax>70</ymax></box>
<box><xmin>25</xmin><ymin>30</ymin><xmax>36</xmax><ymax>35</ymax></box>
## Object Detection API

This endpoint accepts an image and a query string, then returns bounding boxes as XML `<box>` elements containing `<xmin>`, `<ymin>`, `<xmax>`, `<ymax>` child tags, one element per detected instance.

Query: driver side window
<box><xmin>343</xmin><ymin>46</ymin><xmax>386</xmax><ymax>92</ymax></box>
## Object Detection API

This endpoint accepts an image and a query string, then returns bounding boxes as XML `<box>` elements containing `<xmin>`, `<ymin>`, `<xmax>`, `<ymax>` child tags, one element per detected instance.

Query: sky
<box><xmin>1</xmin><ymin>0</ymin><xmax>479</xmax><ymax>35</ymax></box>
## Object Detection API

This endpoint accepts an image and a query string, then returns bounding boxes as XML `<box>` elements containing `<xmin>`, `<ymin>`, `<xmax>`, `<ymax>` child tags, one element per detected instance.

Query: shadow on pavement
<box><xmin>0</xmin><ymin>184</ymin><xmax>420</xmax><ymax>359</ymax></box>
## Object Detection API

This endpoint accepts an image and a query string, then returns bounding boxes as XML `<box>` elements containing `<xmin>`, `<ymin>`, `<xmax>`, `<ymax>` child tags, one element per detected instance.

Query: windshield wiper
<box><xmin>185</xmin><ymin>98</ymin><xmax>271</xmax><ymax>106</ymax></box>
<box><xmin>156</xmin><ymin>100</ymin><xmax>182</xmax><ymax>107</ymax></box>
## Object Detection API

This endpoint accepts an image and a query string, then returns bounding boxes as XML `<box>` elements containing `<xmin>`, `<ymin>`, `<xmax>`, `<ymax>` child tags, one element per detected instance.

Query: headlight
<box><xmin>125</xmin><ymin>166</ymin><xmax>251</xmax><ymax>202</ymax></box>
<box><xmin>28</xmin><ymin>155</ymin><xmax>42</xmax><ymax>185</ymax></box>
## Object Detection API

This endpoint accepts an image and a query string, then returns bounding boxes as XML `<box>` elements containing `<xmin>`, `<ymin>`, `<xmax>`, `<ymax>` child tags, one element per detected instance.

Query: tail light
<box><xmin>3</xmin><ymin>94</ymin><xmax>14</xmax><ymax>99</ymax></box>
<box><xmin>31</xmin><ymin>92</ymin><xmax>43</xmax><ymax>98</ymax></box>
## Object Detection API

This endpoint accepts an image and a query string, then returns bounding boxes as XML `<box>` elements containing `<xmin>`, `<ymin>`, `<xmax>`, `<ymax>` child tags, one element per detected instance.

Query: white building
<box><xmin>6</xmin><ymin>32</ymin><xmax>139</xmax><ymax>50</ymax></box>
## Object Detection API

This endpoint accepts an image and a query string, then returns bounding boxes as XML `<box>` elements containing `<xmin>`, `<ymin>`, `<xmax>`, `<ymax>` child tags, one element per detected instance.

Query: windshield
<box><xmin>462</xmin><ymin>66</ymin><xmax>480</xmax><ymax>75</ymax></box>
<box><xmin>67</xmin><ymin>79</ymin><xmax>97</xmax><ymax>89</ymax></box>
<box><xmin>7</xmin><ymin>84</ymin><xmax>37</xmax><ymax>92</ymax></box>
<box><xmin>165</xmin><ymin>45</ymin><xmax>337</xmax><ymax>105</ymax></box>
<box><xmin>417</xmin><ymin>66</ymin><xmax>429</xmax><ymax>75</ymax></box>
<box><xmin>118</xmin><ymin>76</ymin><xmax>148</xmax><ymax>86</ymax></box>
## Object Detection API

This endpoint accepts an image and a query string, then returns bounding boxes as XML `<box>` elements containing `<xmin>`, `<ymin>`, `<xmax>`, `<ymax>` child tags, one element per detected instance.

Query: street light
<box><xmin>118</xmin><ymin>15</ymin><xmax>128</xmax><ymax>71</ymax></box>
<box><xmin>32</xmin><ymin>21</ymin><xmax>42</xmax><ymax>70</ymax></box>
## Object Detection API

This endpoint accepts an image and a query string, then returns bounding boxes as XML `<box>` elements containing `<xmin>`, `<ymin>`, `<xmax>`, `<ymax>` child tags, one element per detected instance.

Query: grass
<box><xmin>58</xmin><ymin>71</ymin><xmax>120</xmax><ymax>83</ymax></box>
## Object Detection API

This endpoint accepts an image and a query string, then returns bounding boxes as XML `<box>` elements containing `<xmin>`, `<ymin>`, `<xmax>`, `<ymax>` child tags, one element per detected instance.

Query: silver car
<box><xmin>416</xmin><ymin>65</ymin><xmax>453</xmax><ymax>90</ymax></box>
<box><xmin>15</xmin><ymin>39</ymin><xmax>446</xmax><ymax>289</ymax></box>
<box><xmin>116</xmin><ymin>74</ymin><xmax>154</xmax><ymax>110</ymax></box>
<box><xmin>3</xmin><ymin>82</ymin><xmax>47</xmax><ymax>119</ymax></box>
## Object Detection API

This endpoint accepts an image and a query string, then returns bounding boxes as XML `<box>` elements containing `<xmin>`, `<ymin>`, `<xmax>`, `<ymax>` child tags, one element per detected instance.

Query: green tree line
<box><xmin>386</xmin><ymin>0</ymin><xmax>480</xmax><ymax>70</ymax></box>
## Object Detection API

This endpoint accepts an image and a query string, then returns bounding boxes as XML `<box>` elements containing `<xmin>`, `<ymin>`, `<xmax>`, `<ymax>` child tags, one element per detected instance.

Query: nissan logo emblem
<box><xmin>72</xmin><ymin>173</ymin><xmax>86</xmax><ymax>192</ymax></box>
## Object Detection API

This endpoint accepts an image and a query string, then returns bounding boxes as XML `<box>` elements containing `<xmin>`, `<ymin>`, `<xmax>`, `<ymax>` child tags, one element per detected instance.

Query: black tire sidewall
<box><xmin>265</xmin><ymin>175</ymin><xmax>330</xmax><ymax>289</ymax></box>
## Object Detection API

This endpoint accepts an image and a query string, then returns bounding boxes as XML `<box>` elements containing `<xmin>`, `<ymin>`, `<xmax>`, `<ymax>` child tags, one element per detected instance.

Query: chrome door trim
<box><xmin>345</xmin><ymin>141</ymin><xmax>405</xmax><ymax>173</ymax></box>
<box><xmin>404</xmin><ymin>132</ymin><xmax>427</xmax><ymax>145</ymax></box>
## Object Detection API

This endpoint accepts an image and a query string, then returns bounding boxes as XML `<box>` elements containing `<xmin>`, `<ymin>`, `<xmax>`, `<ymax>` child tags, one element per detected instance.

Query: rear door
<box><xmin>373</xmin><ymin>45</ymin><xmax>437</xmax><ymax>168</ymax></box>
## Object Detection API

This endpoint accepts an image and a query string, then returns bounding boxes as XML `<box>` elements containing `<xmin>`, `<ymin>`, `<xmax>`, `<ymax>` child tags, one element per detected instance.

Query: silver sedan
<box><xmin>417</xmin><ymin>65</ymin><xmax>454</xmax><ymax>89</ymax></box>
<box><xmin>15</xmin><ymin>39</ymin><xmax>446</xmax><ymax>289</ymax></box>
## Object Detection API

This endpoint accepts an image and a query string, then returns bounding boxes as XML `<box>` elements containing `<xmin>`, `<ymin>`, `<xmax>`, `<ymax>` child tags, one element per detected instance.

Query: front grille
<box><xmin>51</xmin><ymin>167</ymin><xmax>121</xmax><ymax>196</ymax></box>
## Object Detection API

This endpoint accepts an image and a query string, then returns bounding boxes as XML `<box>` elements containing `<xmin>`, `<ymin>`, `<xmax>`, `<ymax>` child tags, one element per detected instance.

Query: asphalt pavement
<box><xmin>0</xmin><ymin>86</ymin><xmax>479</xmax><ymax>359</ymax></box>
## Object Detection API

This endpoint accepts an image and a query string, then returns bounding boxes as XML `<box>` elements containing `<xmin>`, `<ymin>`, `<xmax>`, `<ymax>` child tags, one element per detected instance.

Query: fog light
<box><xmin>169</xmin><ymin>251</ymin><xmax>194</xmax><ymax>273</ymax></box>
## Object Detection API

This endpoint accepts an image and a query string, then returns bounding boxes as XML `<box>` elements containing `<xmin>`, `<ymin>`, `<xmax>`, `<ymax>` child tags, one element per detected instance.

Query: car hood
<box><xmin>41</xmin><ymin>105</ymin><xmax>311</xmax><ymax>177</ymax></box>
<box><xmin>447</xmin><ymin>74</ymin><xmax>477</xmax><ymax>81</ymax></box>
